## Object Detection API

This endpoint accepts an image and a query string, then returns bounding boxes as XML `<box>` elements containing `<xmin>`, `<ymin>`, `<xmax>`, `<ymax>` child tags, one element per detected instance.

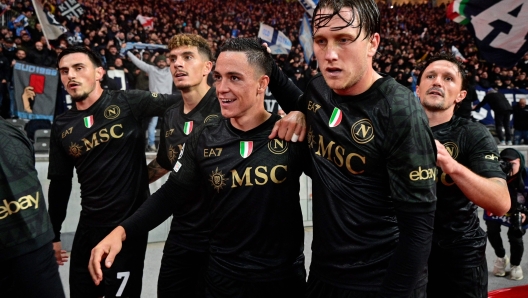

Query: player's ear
<box><xmin>456</xmin><ymin>90</ymin><xmax>467</xmax><ymax>104</ymax></box>
<box><xmin>95</xmin><ymin>66</ymin><xmax>104</xmax><ymax>82</ymax></box>
<box><xmin>257</xmin><ymin>75</ymin><xmax>269</xmax><ymax>94</ymax></box>
<box><xmin>367</xmin><ymin>33</ymin><xmax>380</xmax><ymax>57</ymax></box>
<box><xmin>203</xmin><ymin>61</ymin><xmax>213</xmax><ymax>77</ymax></box>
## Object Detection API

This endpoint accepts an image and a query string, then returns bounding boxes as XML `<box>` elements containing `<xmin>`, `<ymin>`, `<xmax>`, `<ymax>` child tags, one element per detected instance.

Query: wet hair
<box><xmin>168</xmin><ymin>33</ymin><xmax>214</xmax><ymax>62</ymax></box>
<box><xmin>57</xmin><ymin>45</ymin><xmax>103</xmax><ymax>68</ymax></box>
<box><xmin>218</xmin><ymin>38</ymin><xmax>273</xmax><ymax>77</ymax></box>
<box><xmin>417</xmin><ymin>52</ymin><xmax>468</xmax><ymax>91</ymax></box>
<box><xmin>312</xmin><ymin>0</ymin><xmax>380</xmax><ymax>41</ymax></box>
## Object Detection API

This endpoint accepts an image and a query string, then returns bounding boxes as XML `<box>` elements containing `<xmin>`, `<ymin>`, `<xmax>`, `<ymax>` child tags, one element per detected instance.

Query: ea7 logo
<box><xmin>409</xmin><ymin>166</ymin><xmax>437</xmax><ymax>181</ymax></box>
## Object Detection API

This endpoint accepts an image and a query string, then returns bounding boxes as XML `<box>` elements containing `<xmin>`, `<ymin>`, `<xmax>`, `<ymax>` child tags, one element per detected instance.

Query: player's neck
<box><xmin>334</xmin><ymin>68</ymin><xmax>381</xmax><ymax>96</ymax></box>
<box><xmin>230</xmin><ymin>109</ymin><xmax>271</xmax><ymax>132</ymax></box>
<box><xmin>426</xmin><ymin>109</ymin><xmax>454</xmax><ymax>127</ymax></box>
<box><xmin>182</xmin><ymin>83</ymin><xmax>210</xmax><ymax>114</ymax></box>
<box><xmin>75</xmin><ymin>87</ymin><xmax>104</xmax><ymax>111</ymax></box>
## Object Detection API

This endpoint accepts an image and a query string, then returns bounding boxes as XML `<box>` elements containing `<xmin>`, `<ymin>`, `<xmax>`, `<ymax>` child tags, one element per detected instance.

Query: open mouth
<box><xmin>427</xmin><ymin>89</ymin><xmax>444</xmax><ymax>97</ymax></box>
<box><xmin>174</xmin><ymin>72</ymin><xmax>187</xmax><ymax>78</ymax></box>
<box><xmin>219</xmin><ymin>98</ymin><xmax>236</xmax><ymax>104</ymax></box>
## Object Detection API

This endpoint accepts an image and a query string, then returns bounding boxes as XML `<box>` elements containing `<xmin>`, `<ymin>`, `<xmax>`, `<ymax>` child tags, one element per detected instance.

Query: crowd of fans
<box><xmin>1</xmin><ymin>0</ymin><xmax>528</xmax><ymax>119</ymax></box>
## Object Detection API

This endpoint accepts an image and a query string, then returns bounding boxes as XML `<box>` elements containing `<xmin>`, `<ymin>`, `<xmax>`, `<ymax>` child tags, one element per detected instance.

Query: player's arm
<box><xmin>89</xmin><ymin>127</ymin><xmax>203</xmax><ymax>283</ymax></box>
<box><xmin>436</xmin><ymin>140</ymin><xmax>510</xmax><ymax>215</ymax></box>
<box><xmin>126</xmin><ymin>51</ymin><xmax>155</xmax><ymax>73</ymax></box>
<box><xmin>89</xmin><ymin>170</ymin><xmax>195</xmax><ymax>284</ymax></box>
<box><xmin>47</xmin><ymin>126</ymin><xmax>73</xmax><ymax>266</ymax></box>
<box><xmin>381</xmin><ymin>92</ymin><xmax>437</xmax><ymax>297</ymax></box>
<box><xmin>147</xmin><ymin>158</ymin><xmax>168</xmax><ymax>183</ymax></box>
<box><xmin>267</xmin><ymin>54</ymin><xmax>304</xmax><ymax>113</ymax></box>
<box><xmin>127</xmin><ymin>90</ymin><xmax>182</xmax><ymax>118</ymax></box>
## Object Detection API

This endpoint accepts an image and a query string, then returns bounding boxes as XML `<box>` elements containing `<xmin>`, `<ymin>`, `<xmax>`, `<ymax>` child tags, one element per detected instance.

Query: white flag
<box><xmin>136</xmin><ymin>15</ymin><xmax>154</xmax><ymax>30</ymax></box>
<box><xmin>31</xmin><ymin>0</ymin><xmax>68</xmax><ymax>40</ymax></box>
<box><xmin>258</xmin><ymin>23</ymin><xmax>292</xmax><ymax>55</ymax></box>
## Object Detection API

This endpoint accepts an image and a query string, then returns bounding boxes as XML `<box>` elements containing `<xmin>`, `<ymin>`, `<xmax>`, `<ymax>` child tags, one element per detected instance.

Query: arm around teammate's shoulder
<box><xmin>435</xmin><ymin>140</ymin><xmax>510</xmax><ymax>215</ymax></box>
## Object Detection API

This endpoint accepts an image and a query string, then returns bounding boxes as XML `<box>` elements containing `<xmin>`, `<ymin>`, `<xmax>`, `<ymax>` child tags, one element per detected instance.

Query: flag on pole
<box><xmin>258</xmin><ymin>23</ymin><xmax>292</xmax><ymax>55</ymax></box>
<box><xmin>31</xmin><ymin>0</ymin><xmax>68</xmax><ymax>40</ymax></box>
<box><xmin>136</xmin><ymin>15</ymin><xmax>154</xmax><ymax>30</ymax></box>
<box><xmin>299</xmin><ymin>13</ymin><xmax>314</xmax><ymax>64</ymax></box>
<box><xmin>58</xmin><ymin>0</ymin><xmax>85</xmax><ymax>20</ymax></box>
<box><xmin>298</xmin><ymin>0</ymin><xmax>319</xmax><ymax>17</ymax></box>
<box><xmin>447</xmin><ymin>0</ymin><xmax>528</xmax><ymax>68</ymax></box>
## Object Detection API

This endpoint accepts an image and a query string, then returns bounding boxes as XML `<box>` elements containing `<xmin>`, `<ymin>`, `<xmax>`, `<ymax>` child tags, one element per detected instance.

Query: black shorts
<box><xmin>427</xmin><ymin>257</ymin><xmax>487</xmax><ymax>298</ymax></box>
<box><xmin>158</xmin><ymin>239</ymin><xmax>208</xmax><ymax>298</ymax></box>
<box><xmin>306</xmin><ymin>274</ymin><xmax>427</xmax><ymax>298</ymax></box>
<box><xmin>205</xmin><ymin>268</ymin><xmax>306</xmax><ymax>298</ymax></box>
<box><xmin>0</xmin><ymin>241</ymin><xmax>65</xmax><ymax>298</ymax></box>
<box><xmin>69</xmin><ymin>223</ymin><xmax>148</xmax><ymax>298</ymax></box>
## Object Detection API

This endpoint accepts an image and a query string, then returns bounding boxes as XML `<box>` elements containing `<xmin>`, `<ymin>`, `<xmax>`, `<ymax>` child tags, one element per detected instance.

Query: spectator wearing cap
<box><xmin>290</xmin><ymin>67</ymin><xmax>306</xmax><ymax>92</ymax></box>
<box><xmin>474</xmin><ymin>88</ymin><xmax>513</xmax><ymax>145</ymax></box>
<box><xmin>20</xmin><ymin>30</ymin><xmax>35</xmax><ymax>51</ymax></box>
<box><xmin>126</xmin><ymin>49</ymin><xmax>172</xmax><ymax>152</ymax></box>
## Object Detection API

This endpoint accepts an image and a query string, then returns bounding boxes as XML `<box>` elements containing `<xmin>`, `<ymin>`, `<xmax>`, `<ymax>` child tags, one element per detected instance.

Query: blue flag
<box><xmin>299</xmin><ymin>13</ymin><xmax>314</xmax><ymax>64</ymax></box>
<box><xmin>447</xmin><ymin>0</ymin><xmax>528</xmax><ymax>68</ymax></box>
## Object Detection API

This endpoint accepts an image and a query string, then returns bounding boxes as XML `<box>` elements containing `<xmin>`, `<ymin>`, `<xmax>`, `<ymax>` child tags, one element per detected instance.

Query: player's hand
<box><xmin>261</xmin><ymin>42</ymin><xmax>271</xmax><ymax>54</ymax></box>
<box><xmin>52</xmin><ymin>241</ymin><xmax>69</xmax><ymax>265</ymax></box>
<box><xmin>435</xmin><ymin>140</ymin><xmax>459</xmax><ymax>175</ymax></box>
<box><xmin>88</xmin><ymin>226</ymin><xmax>126</xmax><ymax>285</ymax></box>
<box><xmin>269</xmin><ymin>111</ymin><xmax>306</xmax><ymax>142</ymax></box>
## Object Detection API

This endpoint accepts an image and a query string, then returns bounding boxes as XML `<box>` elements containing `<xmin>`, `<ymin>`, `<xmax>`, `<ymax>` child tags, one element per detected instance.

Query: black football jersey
<box><xmin>156</xmin><ymin>87</ymin><xmax>220</xmax><ymax>251</ymax></box>
<box><xmin>122</xmin><ymin>114</ymin><xmax>308</xmax><ymax>281</ymax></box>
<box><xmin>0</xmin><ymin>118</ymin><xmax>54</xmax><ymax>261</ymax></box>
<box><xmin>48</xmin><ymin>90</ymin><xmax>178</xmax><ymax>227</ymax></box>
<box><xmin>430</xmin><ymin>116</ymin><xmax>505</xmax><ymax>267</ymax></box>
<box><xmin>269</xmin><ymin>69</ymin><xmax>437</xmax><ymax>290</ymax></box>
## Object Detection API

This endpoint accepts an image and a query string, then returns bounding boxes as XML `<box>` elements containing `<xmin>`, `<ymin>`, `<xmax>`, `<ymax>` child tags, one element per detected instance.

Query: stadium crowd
<box><xmin>0</xmin><ymin>0</ymin><xmax>527</xmax><ymax>119</ymax></box>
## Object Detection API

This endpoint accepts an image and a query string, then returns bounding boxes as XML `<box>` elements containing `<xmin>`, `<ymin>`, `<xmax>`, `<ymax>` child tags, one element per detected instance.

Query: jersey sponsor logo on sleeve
<box><xmin>204</xmin><ymin>147</ymin><xmax>222</xmax><ymax>157</ymax></box>
<box><xmin>409</xmin><ymin>166</ymin><xmax>437</xmax><ymax>181</ymax></box>
<box><xmin>84</xmin><ymin>115</ymin><xmax>94</xmax><ymax>128</ymax></box>
<box><xmin>62</xmin><ymin>127</ymin><xmax>73</xmax><ymax>138</ymax></box>
<box><xmin>165</xmin><ymin>128</ymin><xmax>174</xmax><ymax>137</ymax></box>
<box><xmin>485</xmin><ymin>154</ymin><xmax>499</xmax><ymax>161</ymax></box>
<box><xmin>308</xmin><ymin>100</ymin><xmax>322</xmax><ymax>113</ymax></box>
<box><xmin>209</xmin><ymin>167</ymin><xmax>228</xmax><ymax>192</ymax></box>
<box><xmin>443</xmin><ymin>142</ymin><xmax>459</xmax><ymax>159</ymax></box>
<box><xmin>183</xmin><ymin>121</ymin><xmax>193</xmax><ymax>135</ymax></box>
<box><xmin>0</xmin><ymin>191</ymin><xmax>40</xmax><ymax>220</ymax></box>
<box><xmin>328</xmin><ymin>108</ymin><xmax>342</xmax><ymax>128</ymax></box>
<box><xmin>268</xmin><ymin>139</ymin><xmax>289</xmax><ymax>154</ymax></box>
<box><xmin>104</xmin><ymin>105</ymin><xmax>121</xmax><ymax>120</ymax></box>
<box><xmin>204</xmin><ymin>114</ymin><xmax>219</xmax><ymax>123</ymax></box>
<box><xmin>351</xmin><ymin>119</ymin><xmax>374</xmax><ymax>144</ymax></box>
<box><xmin>240</xmin><ymin>141</ymin><xmax>253</xmax><ymax>158</ymax></box>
